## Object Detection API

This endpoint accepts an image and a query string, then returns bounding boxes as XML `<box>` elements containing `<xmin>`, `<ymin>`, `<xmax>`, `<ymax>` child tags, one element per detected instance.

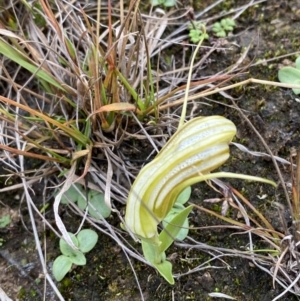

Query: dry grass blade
<box><xmin>0</xmin><ymin>95</ymin><xmax>90</xmax><ymax>145</ymax></box>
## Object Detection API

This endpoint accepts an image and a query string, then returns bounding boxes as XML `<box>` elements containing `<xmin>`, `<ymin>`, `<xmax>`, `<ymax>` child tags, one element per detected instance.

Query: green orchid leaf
<box><xmin>141</xmin><ymin>240</ymin><xmax>156</xmax><ymax>263</ymax></box>
<box><xmin>142</xmin><ymin>238</ymin><xmax>164</xmax><ymax>265</ymax></box>
<box><xmin>172</xmin><ymin>203</ymin><xmax>185</xmax><ymax>211</ymax></box>
<box><xmin>68</xmin><ymin>250</ymin><xmax>86</xmax><ymax>266</ymax></box>
<box><xmin>212</xmin><ymin>18</ymin><xmax>235</xmax><ymax>37</ymax></box>
<box><xmin>278</xmin><ymin>66</ymin><xmax>300</xmax><ymax>83</ymax></box>
<box><xmin>175</xmin><ymin>186</ymin><xmax>191</xmax><ymax>205</ymax></box>
<box><xmin>189</xmin><ymin>28</ymin><xmax>208</xmax><ymax>43</ymax></box>
<box><xmin>88</xmin><ymin>190</ymin><xmax>111</xmax><ymax>219</ymax></box>
<box><xmin>153</xmin><ymin>260</ymin><xmax>174</xmax><ymax>284</ymax></box>
<box><xmin>159</xmin><ymin>205</ymin><xmax>193</xmax><ymax>253</ymax></box>
<box><xmin>61</xmin><ymin>183</ymin><xmax>85</xmax><ymax>204</ymax></box>
<box><xmin>162</xmin><ymin>207</ymin><xmax>189</xmax><ymax>241</ymax></box>
<box><xmin>59</xmin><ymin>232</ymin><xmax>79</xmax><ymax>256</ymax></box>
<box><xmin>295</xmin><ymin>57</ymin><xmax>300</xmax><ymax>70</ymax></box>
<box><xmin>189</xmin><ymin>29</ymin><xmax>201</xmax><ymax>43</ymax></box>
<box><xmin>59</xmin><ymin>232</ymin><xmax>86</xmax><ymax>265</ymax></box>
<box><xmin>151</xmin><ymin>0</ymin><xmax>176</xmax><ymax>7</ymax></box>
<box><xmin>77</xmin><ymin>189</ymin><xmax>111</xmax><ymax>219</ymax></box>
<box><xmin>77</xmin><ymin>189</ymin><xmax>87</xmax><ymax>210</ymax></box>
<box><xmin>292</xmin><ymin>80</ymin><xmax>300</xmax><ymax>94</ymax></box>
<box><xmin>77</xmin><ymin>229</ymin><xmax>98</xmax><ymax>253</ymax></box>
<box><xmin>278</xmin><ymin>67</ymin><xmax>300</xmax><ymax>94</ymax></box>
<box><xmin>141</xmin><ymin>240</ymin><xmax>174</xmax><ymax>284</ymax></box>
<box><xmin>52</xmin><ymin>255</ymin><xmax>73</xmax><ymax>281</ymax></box>
<box><xmin>164</xmin><ymin>0</ymin><xmax>176</xmax><ymax>7</ymax></box>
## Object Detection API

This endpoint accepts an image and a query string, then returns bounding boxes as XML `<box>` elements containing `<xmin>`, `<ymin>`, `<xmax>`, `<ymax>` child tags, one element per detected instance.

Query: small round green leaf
<box><xmin>52</xmin><ymin>255</ymin><xmax>72</xmax><ymax>281</ymax></box>
<box><xmin>164</xmin><ymin>0</ymin><xmax>176</xmax><ymax>7</ymax></box>
<box><xmin>175</xmin><ymin>186</ymin><xmax>191</xmax><ymax>205</ymax></box>
<box><xmin>278</xmin><ymin>67</ymin><xmax>300</xmax><ymax>94</ymax></box>
<box><xmin>221</xmin><ymin>18</ymin><xmax>235</xmax><ymax>31</ymax></box>
<box><xmin>279</xmin><ymin>66</ymin><xmax>300</xmax><ymax>83</ymax></box>
<box><xmin>212</xmin><ymin>22</ymin><xmax>222</xmax><ymax>32</ymax></box>
<box><xmin>0</xmin><ymin>215</ymin><xmax>11</xmax><ymax>228</ymax></box>
<box><xmin>216</xmin><ymin>30</ymin><xmax>226</xmax><ymax>38</ymax></box>
<box><xmin>68</xmin><ymin>250</ymin><xmax>86</xmax><ymax>266</ymax></box>
<box><xmin>61</xmin><ymin>184</ymin><xmax>85</xmax><ymax>204</ymax></box>
<box><xmin>77</xmin><ymin>229</ymin><xmax>98</xmax><ymax>253</ymax></box>
<box><xmin>292</xmin><ymin>80</ymin><xmax>300</xmax><ymax>95</ymax></box>
<box><xmin>88</xmin><ymin>190</ymin><xmax>111</xmax><ymax>219</ymax></box>
<box><xmin>295</xmin><ymin>57</ymin><xmax>300</xmax><ymax>70</ymax></box>
<box><xmin>77</xmin><ymin>192</ymin><xmax>87</xmax><ymax>211</ymax></box>
<box><xmin>60</xmin><ymin>233</ymin><xmax>79</xmax><ymax>256</ymax></box>
<box><xmin>151</xmin><ymin>0</ymin><xmax>160</xmax><ymax>5</ymax></box>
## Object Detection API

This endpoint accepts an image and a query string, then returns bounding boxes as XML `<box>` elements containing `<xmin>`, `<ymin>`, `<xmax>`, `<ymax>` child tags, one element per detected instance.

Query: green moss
<box><xmin>29</xmin><ymin>289</ymin><xmax>37</xmax><ymax>297</ymax></box>
<box><xmin>17</xmin><ymin>287</ymin><xmax>26</xmax><ymax>299</ymax></box>
<box><xmin>61</xmin><ymin>277</ymin><xmax>72</xmax><ymax>288</ymax></box>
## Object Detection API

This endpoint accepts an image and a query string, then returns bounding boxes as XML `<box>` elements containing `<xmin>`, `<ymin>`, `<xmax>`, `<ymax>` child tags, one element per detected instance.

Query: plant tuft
<box><xmin>278</xmin><ymin>57</ymin><xmax>300</xmax><ymax>94</ymax></box>
<box><xmin>212</xmin><ymin>18</ymin><xmax>235</xmax><ymax>37</ymax></box>
<box><xmin>188</xmin><ymin>21</ymin><xmax>209</xmax><ymax>43</ymax></box>
<box><xmin>52</xmin><ymin>230</ymin><xmax>98</xmax><ymax>281</ymax></box>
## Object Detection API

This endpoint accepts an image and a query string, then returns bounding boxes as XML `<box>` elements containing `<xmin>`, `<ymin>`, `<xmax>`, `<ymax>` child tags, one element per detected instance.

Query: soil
<box><xmin>1</xmin><ymin>0</ymin><xmax>300</xmax><ymax>300</ymax></box>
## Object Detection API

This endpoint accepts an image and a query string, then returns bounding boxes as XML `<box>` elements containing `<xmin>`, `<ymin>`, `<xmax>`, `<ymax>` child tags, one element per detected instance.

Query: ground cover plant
<box><xmin>188</xmin><ymin>21</ymin><xmax>209</xmax><ymax>43</ymax></box>
<box><xmin>53</xmin><ymin>229</ymin><xmax>98</xmax><ymax>281</ymax></box>
<box><xmin>212</xmin><ymin>17</ymin><xmax>235</xmax><ymax>38</ymax></box>
<box><xmin>278</xmin><ymin>56</ymin><xmax>300</xmax><ymax>95</ymax></box>
<box><xmin>1</xmin><ymin>0</ymin><xmax>300</xmax><ymax>300</ymax></box>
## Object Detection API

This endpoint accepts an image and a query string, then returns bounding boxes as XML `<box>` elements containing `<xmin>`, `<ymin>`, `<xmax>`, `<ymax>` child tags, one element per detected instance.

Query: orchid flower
<box><xmin>124</xmin><ymin>115</ymin><xmax>276</xmax><ymax>284</ymax></box>
<box><xmin>125</xmin><ymin>116</ymin><xmax>237</xmax><ymax>239</ymax></box>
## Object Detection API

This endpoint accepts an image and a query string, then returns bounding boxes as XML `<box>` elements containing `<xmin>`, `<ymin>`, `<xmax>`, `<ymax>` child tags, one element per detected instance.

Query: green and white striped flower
<box><xmin>125</xmin><ymin>115</ymin><xmax>236</xmax><ymax>239</ymax></box>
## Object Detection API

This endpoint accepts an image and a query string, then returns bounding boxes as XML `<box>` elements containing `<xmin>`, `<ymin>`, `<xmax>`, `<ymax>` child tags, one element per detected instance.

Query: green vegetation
<box><xmin>60</xmin><ymin>184</ymin><xmax>111</xmax><ymax>219</ymax></box>
<box><xmin>212</xmin><ymin>18</ymin><xmax>236</xmax><ymax>37</ymax></box>
<box><xmin>125</xmin><ymin>115</ymin><xmax>275</xmax><ymax>283</ymax></box>
<box><xmin>188</xmin><ymin>21</ymin><xmax>209</xmax><ymax>43</ymax></box>
<box><xmin>52</xmin><ymin>229</ymin><xmax>98</xmax><ymax>281</ymax></box>
<box><xmin>0</xmin><ymin>215</ymin><xmax>11</xmax><ymax>228</ymax></box>
<box><xmin>162</xmin><ymin>186</ymin><xmax>192</xmax><ymax>241</ymax></box>
<box><xmin>151</xmin><ymin>0</ymin><xmax>177</xmax><ymax>6</ymax></box>
<box><xmin>187</xmin><ymin>18</ymin><xmax>235</xmax><ymax>43</ymax></box>
<box><xmin>278</xmin><ymin>56</ymin><xmax>300</xmax><ymax>94</ymax></box>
